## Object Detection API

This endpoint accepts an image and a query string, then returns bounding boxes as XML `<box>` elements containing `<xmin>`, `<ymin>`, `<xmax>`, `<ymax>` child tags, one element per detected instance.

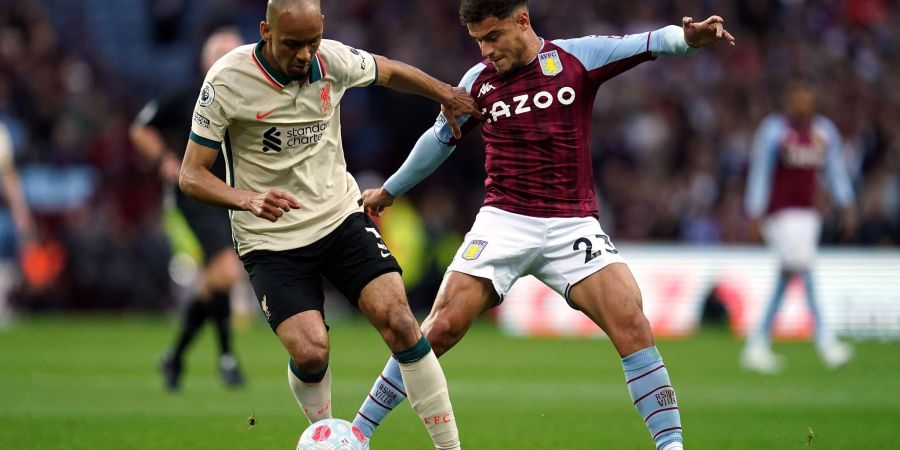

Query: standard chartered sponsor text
<box><xmin>286</xmin><ymin>121</ymin><xmax>330</xmax><ymax>147</ymax></box>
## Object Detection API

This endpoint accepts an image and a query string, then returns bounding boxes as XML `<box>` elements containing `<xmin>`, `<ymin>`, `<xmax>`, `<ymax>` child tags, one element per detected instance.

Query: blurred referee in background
<box><xmin>130</xmin><ymin>27</ymin><xmax>247</xmax><ymax>391</ymax></box>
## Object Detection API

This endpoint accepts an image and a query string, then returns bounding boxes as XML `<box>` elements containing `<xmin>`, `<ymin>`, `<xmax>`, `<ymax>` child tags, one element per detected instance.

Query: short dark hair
<box><xmin>459</xmin><ymin>0</ymin><xmax>527</xmax><ymax>25</ymax></box>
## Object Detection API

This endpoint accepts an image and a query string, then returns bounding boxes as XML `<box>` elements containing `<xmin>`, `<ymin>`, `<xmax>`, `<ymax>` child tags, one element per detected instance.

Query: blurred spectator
<box><xmin>0</xmin><ymin>120</ymin><xmax>35</xmax><ymax>325</ymax></box>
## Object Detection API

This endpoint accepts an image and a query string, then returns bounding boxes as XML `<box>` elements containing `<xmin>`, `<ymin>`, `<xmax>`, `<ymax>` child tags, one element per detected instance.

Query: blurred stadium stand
<box><xmin>0</xmin><ymin>0</ymin><xmax>896</xmax><ymax>321</ymax></box>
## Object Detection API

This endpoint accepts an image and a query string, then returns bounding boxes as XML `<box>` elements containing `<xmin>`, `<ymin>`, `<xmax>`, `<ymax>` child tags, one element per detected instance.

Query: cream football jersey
<box><xmin>189</xmin><ymin>39</ymin><xmax>378</xmax><ymax>255</ymax></box>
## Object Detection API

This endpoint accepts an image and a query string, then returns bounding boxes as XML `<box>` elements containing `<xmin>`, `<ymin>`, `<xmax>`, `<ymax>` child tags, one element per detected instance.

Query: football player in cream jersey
<box><xmin>180</xmin><ymin>1</ymin><xmax>481</xmax><ymax>448</ymax></box>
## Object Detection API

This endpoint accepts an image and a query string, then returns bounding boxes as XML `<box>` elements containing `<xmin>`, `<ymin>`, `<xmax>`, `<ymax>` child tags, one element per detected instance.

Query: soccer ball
<box><xmin>296</xmin><ymin>418</ymin><xmax>369</xmax><ymax>450</ymax></box>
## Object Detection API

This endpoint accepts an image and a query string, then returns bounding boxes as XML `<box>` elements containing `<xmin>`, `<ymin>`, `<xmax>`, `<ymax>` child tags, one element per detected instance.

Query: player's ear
<box><xmin>516</xmin><ymin>10</ymin><xmax>530</xmax><ymax>31</ymax></box>
<box><xmin>260</xmin><ymin>20</ymin><xmax>271</xmax><ymax>41</ymax></box>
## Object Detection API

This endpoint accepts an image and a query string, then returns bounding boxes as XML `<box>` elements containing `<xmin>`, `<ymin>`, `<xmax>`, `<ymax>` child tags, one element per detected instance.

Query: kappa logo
<box><xmin>538</xmin><ymin>50</ymin><xmax>563</xmax><ymax>76</ymax></box>
<box><xmin>462</xmin><ymin>240</ymin><xmax>488</xmax><ymax>260</ymax></box>
<box><xmin>262</xmin><ymin>127</ymin><xmax>282</xmax><ymax>153</ymax></box>
<box><xmin>478</xmin><ymin>82</ymin><xmax>495</xmax><ymax>97</ymax></box>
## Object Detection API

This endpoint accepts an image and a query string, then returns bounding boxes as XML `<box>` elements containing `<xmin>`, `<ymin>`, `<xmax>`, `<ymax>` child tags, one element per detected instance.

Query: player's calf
<box><xmin>394</xmin><ymin>336</ymin><xmax>460</xmax><ymax>450</ymax></box>
<box><xmin>623</xmin><ymin>346</ymin><xmax>683</xmax><ymax>450</ymax></box>
<box><xmin>288</xmin><ymin>358</ymin><xmax>333</xmax><ymax>423</ymax></box>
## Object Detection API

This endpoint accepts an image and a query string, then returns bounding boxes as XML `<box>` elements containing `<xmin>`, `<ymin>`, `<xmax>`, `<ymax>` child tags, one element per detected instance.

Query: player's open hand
<box><xmin>360</xmin><ymin>187</ymin><xmax>395</xmax><ymax>217</ymax></box>
<box><xmin>245</xmin><ymin>189</ymin><xmax>301</xmax><ymax>222</ymax></box>
<box><xmin>683</xmin><ymin>15</ymin><xmax>735</xmax><ymax>48</ymax></box>
<box><xmin>441</xmin><ymin>86</ymin><xmax>484</xmax><ymax>139</ymax></box>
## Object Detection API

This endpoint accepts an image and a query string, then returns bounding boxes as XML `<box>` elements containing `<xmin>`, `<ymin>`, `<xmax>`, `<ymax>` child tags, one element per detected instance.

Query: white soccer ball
<box><xmin>296</xmin><ymin>418</ymin><xmax>370</xmax><ymax>450</ymax></box>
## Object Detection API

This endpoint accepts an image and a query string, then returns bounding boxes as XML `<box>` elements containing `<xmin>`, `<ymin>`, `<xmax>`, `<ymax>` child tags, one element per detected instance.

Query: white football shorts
<box><xmin>446</xmin><ymin>206</ymin><xmax>626</xmax><ymax>306</ymax></box>
<box><xmin>763</xmin><ymin>208</ymin><xmax>822</xmax><ymax>271</ymax></box>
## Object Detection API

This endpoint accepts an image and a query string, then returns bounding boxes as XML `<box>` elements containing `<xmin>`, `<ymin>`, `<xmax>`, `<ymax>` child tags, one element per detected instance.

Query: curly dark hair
<box><xmin>459</xmin><ymin>0</ymin><xmax>528</xmax><ymax>25</ymax></box>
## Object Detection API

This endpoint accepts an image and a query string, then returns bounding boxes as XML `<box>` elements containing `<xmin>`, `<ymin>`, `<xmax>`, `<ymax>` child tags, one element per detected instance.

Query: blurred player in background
<box><xmin>179</xmin><ymin>1</ymin><xmax>482</xmax><ymax>447</ymax></box>
<box><xmin>130</xmin><ymin>28</ymin><xmax>247</xmax><ymax>391</ymax></box>
<box><xmin>354</xmin><ymin>1</ymin><xmax>734</xmax><ymax>449</ymax></box>
<box><xmin>742</xmin><ymin>82</ymin><xmax>856</xmax><ymax>374</ymax></box>
<box><xmin>0</xmin><ymin>120</ymin><xmax>35</xmax><ymax>327</ymax></box>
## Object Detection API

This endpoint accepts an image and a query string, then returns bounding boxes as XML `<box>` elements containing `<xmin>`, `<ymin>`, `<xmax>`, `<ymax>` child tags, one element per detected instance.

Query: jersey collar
<box><xmin>252</xmin><ymin>40</ymin><xmax>328</xmax><ymax>90</ymax></box>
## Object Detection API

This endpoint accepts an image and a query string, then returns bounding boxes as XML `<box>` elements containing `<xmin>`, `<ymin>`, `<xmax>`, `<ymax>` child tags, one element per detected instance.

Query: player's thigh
<box><xmin>320</xmin><ymin>213</ymin><xmax>405</xmax><ymax>307</ymax></box>
<box><xmin>445</xmin><ymin>207</ymin><xmax>540</xmax><ymax>300</ymax></box>
<box><xmin>533</xmin><ymin>216</ymin><xmax>626</xmax><ymax>309</ymax></box>
<box><xmin>357</xmin><ymin>271</ymin><xmax>420</xmax><ymax>347</ymax></box>
<box><xmin>567</xmin><ymin>262</ymin><xmax>643</xmax><ymax>328</ymax></box>
<box><xmin>317</xmin><ymin>213</ymin><xmax>418</xmax><ymax>345</ymax></box>
<box><xmin>240</xmin><ymin>248</ymin><xmax>326</xmax><ymax>333</ymax></box>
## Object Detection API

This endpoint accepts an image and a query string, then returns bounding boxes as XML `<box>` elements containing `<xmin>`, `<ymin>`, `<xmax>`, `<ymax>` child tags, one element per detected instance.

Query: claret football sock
<box><xmin>353</xmin><ymin>356</ymin><xmax>407</xmax><ymax>437</ymax></box>
<box><xmin>288</xmin><ymin>359</ymin><xmax>332</xmax><ymax>424</ymax></box>
<box><xmin>622</xmin><ymin>346</ymin><xmax>683</xmax><ymax>450</ymax></box>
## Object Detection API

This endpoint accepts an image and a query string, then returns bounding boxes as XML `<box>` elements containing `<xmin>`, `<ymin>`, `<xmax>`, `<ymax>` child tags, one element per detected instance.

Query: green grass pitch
<box><xmin>1</xmin><ymin>316</ymin><xmax>898</xmax><ymax>449</ymax></box>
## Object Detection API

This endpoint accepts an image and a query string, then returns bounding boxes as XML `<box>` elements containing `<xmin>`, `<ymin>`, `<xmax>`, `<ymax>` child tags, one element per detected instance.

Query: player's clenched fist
<box><xmin>244</xmin><ymin>189</ymin><xmax>301</xmax><ymax>222</ymax></box>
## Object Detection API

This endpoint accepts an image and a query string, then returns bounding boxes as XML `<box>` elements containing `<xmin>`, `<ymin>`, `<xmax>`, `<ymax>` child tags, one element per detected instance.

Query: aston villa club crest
<box><xmin>319</xmin><ymin>83</ymin><xmax>332</xmax><ymax>113</ymax></box>
<box><xmin>462</xmin><ymin>240</ymin><xmax>488</xmax><ymax>260</ymax></box>
<box><xmin>538</xmin><ymin>50</ymin><xmax>563</xmax><ymax>76</ymax></box>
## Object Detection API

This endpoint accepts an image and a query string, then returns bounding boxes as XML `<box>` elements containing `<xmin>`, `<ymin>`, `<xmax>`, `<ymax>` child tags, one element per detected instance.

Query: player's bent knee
<box><xmin>287</xmin><ymin>341</ymin><xmax>330</xmax><ymax>373</ymax></box>
<box><xmin>619</xmin><ymin>311</ymin><xmax>654</xmax><ymax>346</ymax></box>
<box><xmin>379</xmin><ymin>306</ymin><xmax>421</xmax><ymax>350</ymax></box>
<box><xmin>424</xmin><ymin>315</ymin><xmax>464</xmax><ymax>356</ymax></box>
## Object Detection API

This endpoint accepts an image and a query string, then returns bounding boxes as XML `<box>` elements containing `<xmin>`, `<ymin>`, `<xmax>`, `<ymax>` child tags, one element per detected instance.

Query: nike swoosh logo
<box><xmin>256</xmin><ymin>109</ymin><xmax>276</xmax><ymax>120</ymax></box>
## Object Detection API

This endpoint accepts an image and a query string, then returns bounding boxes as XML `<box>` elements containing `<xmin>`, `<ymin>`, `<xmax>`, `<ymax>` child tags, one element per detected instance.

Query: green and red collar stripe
<box><xmin>252</xmin><ymin>40</ymin><xmax>327</xmax><ymax>90</ymax></box>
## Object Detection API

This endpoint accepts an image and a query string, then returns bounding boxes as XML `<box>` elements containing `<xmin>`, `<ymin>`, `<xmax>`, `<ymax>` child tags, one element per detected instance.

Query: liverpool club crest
<box><xmin>319</xmin><ymin>83</ymin><xmax>332</xmax><ymax>113</ymax></box>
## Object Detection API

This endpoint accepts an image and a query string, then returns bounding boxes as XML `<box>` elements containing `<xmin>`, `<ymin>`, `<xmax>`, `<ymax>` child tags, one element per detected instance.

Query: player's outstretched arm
<box><xmin>372</xmin><ymin>55</ymin><xmax>482</xmax><ymax>139</ymax></box>
<box><xmin>180</xmin><ymin>139</ymin><xmax>301</xmax><ymax>222</ymax></box>
<box><xmin>682</xmin><ymin>15</ymin><xmax>735</xmax><ymax>48</ymax></box>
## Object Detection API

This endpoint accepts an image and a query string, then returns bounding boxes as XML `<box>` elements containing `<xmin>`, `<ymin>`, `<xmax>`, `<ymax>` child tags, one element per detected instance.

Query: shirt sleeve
<box><xmin>433</xmin><ymin>62</ymin><xmax>486</xmax><ymax>146</ymax></box>
<box><xmin>325</xmin><ymin>40</ymin><xmax>379</xmax><ymax>89</ymax></box>
<box><xmin>553</xmin><ymin>25</ymin><xmax>695</xmax><ymax>75</ymax></box>
<box><xmin>382</xmin><ymin>63</ymin><xmax>487</xmax><ymax>195</ymax></box>
<box><xmin>817</xmin><ymin>116</ymin><xmax>854</xmax><ymax>208</ymax></box>
<box><xmin>189</xmin><ymin>72</ymin><xmax>234</xmax><ymax>150</ymax></box>
<box><xmin>745</xmin><ymin>116</ymin><xmax>783</xmax><ymax>219</ymax></box>
<box><xmin>383</xmin><ymin>130</ymin><xmax>455</xmax><ymax>197</ymax></box>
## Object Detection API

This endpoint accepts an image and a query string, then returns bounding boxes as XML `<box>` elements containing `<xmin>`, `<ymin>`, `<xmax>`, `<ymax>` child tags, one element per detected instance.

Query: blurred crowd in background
<box><xmin>0</xmin><ymin>0</ymin><xmax>897</xmax><ymax>313</ymax></box>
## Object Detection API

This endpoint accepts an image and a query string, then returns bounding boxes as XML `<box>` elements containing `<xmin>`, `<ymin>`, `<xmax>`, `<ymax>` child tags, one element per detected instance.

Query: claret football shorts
<box><xmin>447</xmin><ymin>206</ymin><xmax>626</xmax><ymax>307</ymax></box>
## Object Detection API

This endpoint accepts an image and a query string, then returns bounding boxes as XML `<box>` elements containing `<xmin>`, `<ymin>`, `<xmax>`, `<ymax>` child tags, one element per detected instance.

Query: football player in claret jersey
<box><xmin>353</xmin><ymin>1</ymin><xmax>734</xmax><ymax>449</ymax></box>
<box><xmin>179</xmin><ymin>1</ymin><xmax>482</xmax><ymax>448</ymax></box>
<box><xmin>741</xmin><ymin>82</ymin><xmax>856</xmax><ymax>374</ymax></box>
